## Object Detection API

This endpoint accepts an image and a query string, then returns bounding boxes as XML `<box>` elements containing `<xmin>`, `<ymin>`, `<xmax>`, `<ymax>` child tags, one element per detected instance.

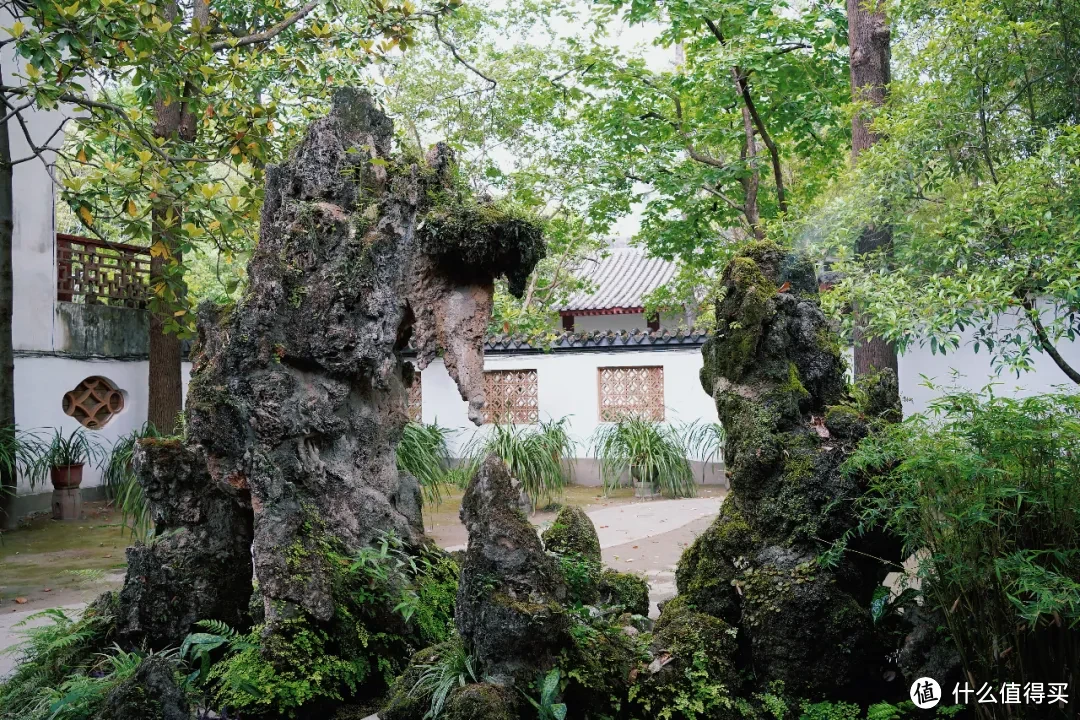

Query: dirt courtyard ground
<box><xmin>0</xmin><ymin>486</ymin><xmax>726</xmax><ymax>678</ymax></box>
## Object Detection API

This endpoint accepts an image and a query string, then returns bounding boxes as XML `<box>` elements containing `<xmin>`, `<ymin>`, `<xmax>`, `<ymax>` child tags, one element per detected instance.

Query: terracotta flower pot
<box><xmin>50</xmin><ymin>464</ymin><xmax>84</xmax><ymax>489</ymax></box>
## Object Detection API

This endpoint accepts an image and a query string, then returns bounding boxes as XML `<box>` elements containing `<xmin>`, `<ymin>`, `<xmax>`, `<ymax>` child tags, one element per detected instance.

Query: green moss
<box><xmin>542</xmin><ymin>506</ymin><xmax>602</xmax><ymax>563</ymax></box>
<box><xmin>556</xmin><ymin>552</ymin><xmax>602</xmax><ymax>606</ymax></box>
<box><xmin>598</xmin><ymin>569</ymin><xmax>651</xmax><ymax>617</ymax></box>
<box><xmin>675</xmin><ymin>502</ymin><xmax>755</xmax><ymax>623</ymax></box>
<box><xmin>782</xmin><ymin>363</ymin><xmax>809</xmax><ymax>400</ymax></box>
<box><xmin>630</xmin><ymin>603</ymin><xmax>741</xmax><ymax>720</ymax></box>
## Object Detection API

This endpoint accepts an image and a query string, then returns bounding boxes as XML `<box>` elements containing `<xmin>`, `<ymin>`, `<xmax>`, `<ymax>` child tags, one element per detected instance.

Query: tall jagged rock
<box><xmin>118</xmin><ymin>89</ymin><xmax>545</xmax><ymax>649</ymax></box>
<box><xmin>673</xmin><ymin>241</ymin><xmax>902</xmax><ymax>700</ymax></box>
<box><xmin>456</xmin><ymin>455</ymin><xmax>571</xmax><ymax>688</ymax></box>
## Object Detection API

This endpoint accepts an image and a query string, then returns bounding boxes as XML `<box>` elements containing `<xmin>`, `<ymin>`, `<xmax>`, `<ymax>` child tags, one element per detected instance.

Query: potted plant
<box><xmin>592</xmin><ymin>417</ymin><xmax>698</xmax><ymax>499</ymax></box>
<box><xmin>28</xmin><ymin>427</ymin><xmax>105</xmax><ymax>490</ymax></box>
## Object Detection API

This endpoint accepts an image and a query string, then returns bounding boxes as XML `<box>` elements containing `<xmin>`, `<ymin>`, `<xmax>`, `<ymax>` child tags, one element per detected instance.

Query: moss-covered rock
<box><xmin>598</xmin><ymin>570</ymin><xmax>651</xmax><ymax>617</ymax></box>
<box><xmin>630</xmin><ymin>601</ymin><xmax>741</xmax><ymax>719</ymax></box>
<box><xmin>556</xmin><ymin>552</ymin><xmax>602</xmax><ymax>606</ymax></box>
<box><xmin>381</xmin><ymin>642</ymin><xmax>456</xmax><ymax>720</ymax></box>
<box><xmin>823</xmin><ymin>404</ymin><xmax>866</xmax><ymax>439</ymax></box>
<box><xmin>443</xmin><ymin>683</ymin><xmax>521</xmax><ymax>720</ymax></box>
<box><xmin>457</xmin><ymin>456</ymin><xmax>570</xmax><ymax>687</ymax></box>
<box><xmin>417</xmin><ymin>200</ymin><xmax>546</xmax><ymax>299</ymax></box>
<box><xmin>101</xmin><ymin>656</ymin><xmax>188</xmax><ymax>720</ymax></box>
<box><xmin>739</xmin><ymin>550</ymin><xmax>876</xmax><ymax>699</ymax></box>
<box><xmin>675</xmin><ymin>500</ymin><xmax>756</xmax><ymax>624</ymax></box>
<box><xmin>542</xmin><ymin>506</ymin><xmax>602</xmax><ymax>563</ymax></box>
<box><xmin>560</xmin><ymin>612</ymin><xmax>646</xmax><ymax>719</ymax></box>
<box><xmin>681</xmin><ymin>243</ymin><xmax>904</xmax><ymax>701</ymax></box>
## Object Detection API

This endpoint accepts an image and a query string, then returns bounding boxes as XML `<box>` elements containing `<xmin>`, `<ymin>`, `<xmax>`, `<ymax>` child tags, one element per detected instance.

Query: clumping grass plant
<box><xmin>833</xmin><ymin>390</ymin><xmax>1080</xmax><ymax>713</ymax></box>
<box><xmin>396</xmin><ymin>422</ymin><xmax>455</xmax><ymax>507</ymax></box>
<box><xmin>409</xmin><ymin>635</ymin><xmax>477</xmax><ymax>719</ymax></box>
<box><xmin>465</xmin><ymin>417</ymin><xmax>575</xmax><ymax>510</ymax></box>
<box><xmin>591</xmin><ymin>417</ymin><xmax>702</xmax><ymax>498</ymax></box>
<box><xmin>0</xmin><ymin>426</ymin><xmax>43</xmax><ymax>524</ymax></box>
<box><xmin>102</xmin><ymin>423</ymin><xmax>167</xmax><ymax>540</ymax></box>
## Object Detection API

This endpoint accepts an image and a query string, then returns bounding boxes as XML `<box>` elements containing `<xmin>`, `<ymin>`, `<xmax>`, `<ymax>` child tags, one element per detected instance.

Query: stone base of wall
<box><xmin>565</xmin><ymin>458</ymin><xmax>727</xmax><ymax>488</ymax></box>
<box><xmin>449</xmin><ymin>457</ymin><xmax>727</xmax><ymax>489</ymax></box>
<box><xmin>7</xmin><ymin>484</ymin><xmax>108</xmax><ymax>524</ymax></box>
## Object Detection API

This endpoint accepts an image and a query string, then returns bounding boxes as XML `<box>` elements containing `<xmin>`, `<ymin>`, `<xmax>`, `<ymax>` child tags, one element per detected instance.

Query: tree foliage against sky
<box><xmin>2</xmin><ymin>0</ymin><xmax>424</xmax><ymax>333</ymax></box>
<box><xmin>372</xmin><ymin>0</ymin><xmax>853</xmax><ymax>332</ymax></box>
<box><xmin>810</xmin><ymin>0</ymin><xmax>1080</xmax><ymax>383</ymax></box>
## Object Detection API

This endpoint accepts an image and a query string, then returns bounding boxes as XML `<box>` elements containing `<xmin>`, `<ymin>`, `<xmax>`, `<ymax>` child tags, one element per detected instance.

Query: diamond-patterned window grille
<box><xmin>62</xmin><ymin>376</ymin><xmax>125</xmax><ymax>429</ymax></box>
<box><xmin>483</xmin><ymin>369</ymin><xmax>539</xmax><ymax>424</ymax></box>
<box><xmin>407</xmin><ymin>372</ymin><xmax>423</xmax><ymax>422</ymax></box>
<box><xmin>598</xmin><ymin>366</ymin><xmax>665</xmax><ymax>422</ymax></box>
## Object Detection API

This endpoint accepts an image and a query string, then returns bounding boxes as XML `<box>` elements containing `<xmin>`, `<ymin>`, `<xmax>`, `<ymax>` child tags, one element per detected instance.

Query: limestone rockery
<box><xmin>116</xmin><ymin>88</ymin><xmax>545</xmax><ymax>650</ymax></box>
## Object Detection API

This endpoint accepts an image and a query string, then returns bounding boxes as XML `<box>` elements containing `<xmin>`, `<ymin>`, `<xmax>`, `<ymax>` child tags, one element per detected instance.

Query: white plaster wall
<box><xmin>898</xmin><ymin>314</ymin><xmax>1080</xmax><ymax>416</ymax></box>
<box><xmin>566</xmin><ymin>312</ymin><xmax>683</xmax><ymax>334</ymax></box>
<box><xmin>1</xmin><ymin>16</ymin><xmax>70</xmax><ymax>353</ymax></box>
<box><xmin>14</xmin><ymin>357</ymin><xmax>193</xmax><ymax>493</ymax></box>
<box><xmin>419</xmin><ymin>348</ymin><xmax>723</xmax><ymax>484</ymax></box>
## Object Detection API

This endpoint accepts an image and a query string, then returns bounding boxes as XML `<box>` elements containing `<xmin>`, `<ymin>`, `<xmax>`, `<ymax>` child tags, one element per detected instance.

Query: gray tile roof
<box><xmin>483</xmin><ymin>328</ymin><xmax>710</xmax><ymax>353</ymax></box>
<box><xmin>557</xmin><ymin>247</ymin><xmax>678</xmax><ymax>313</ymax></box>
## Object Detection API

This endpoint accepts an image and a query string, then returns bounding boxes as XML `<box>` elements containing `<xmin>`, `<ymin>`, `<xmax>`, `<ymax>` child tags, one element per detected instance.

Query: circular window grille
<box><xmin>62</xmin><ymin>376</ymin><xmax>125</xmax><ymax>429</ymax></box>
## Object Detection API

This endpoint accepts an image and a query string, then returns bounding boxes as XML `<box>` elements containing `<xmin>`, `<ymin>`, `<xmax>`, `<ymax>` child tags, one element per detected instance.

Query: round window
<box><xmin>62</xmin><ymin>376</ymin><xmax>125</xmax><ymax>429</ymax></box>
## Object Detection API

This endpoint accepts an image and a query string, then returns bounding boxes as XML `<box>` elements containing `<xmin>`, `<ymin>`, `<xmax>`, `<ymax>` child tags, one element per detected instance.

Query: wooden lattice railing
<box><xmin>56</xmin><ymin>233</ymin><xmax>151</xmax><ymax>308</ymax></box>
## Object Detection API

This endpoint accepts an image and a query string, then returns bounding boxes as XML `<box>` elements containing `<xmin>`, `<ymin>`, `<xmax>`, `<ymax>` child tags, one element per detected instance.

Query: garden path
<box><xmin>0</xmin><ymin>491</ymin><xmax>726</xmax><ymax>677</ymax></box>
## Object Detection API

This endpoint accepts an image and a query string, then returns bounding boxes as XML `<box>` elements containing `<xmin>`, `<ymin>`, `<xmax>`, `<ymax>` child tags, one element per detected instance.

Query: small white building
<box><xmin>410</xmin><ymin>246</ymin><xmax>726</xmax><ymax>486</ymax></box>
<box><xmin>3</xmin><ymin>41</ymin><xmax>191</xmax><ymax>518</ymax></box>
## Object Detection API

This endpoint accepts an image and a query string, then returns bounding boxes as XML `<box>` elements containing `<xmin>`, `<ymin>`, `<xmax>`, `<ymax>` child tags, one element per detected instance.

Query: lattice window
<box><xmin>62</xmin><ymin>376</ymin><xmax>125</xmax><ymax>429</ymax></box>
<box><xmin>56</xmin><ymin>234</ymin><xmax>151</xmax><ymax>308</ymax></box>
<box><xmin>598</xmin><ymin>366</ymin><xmax>665</xmax><ymax>422</ymax></box>
<box><xmin>483</xmin><ymin>370</ymin><xmax>539</xmax><ymax>424</ymax></box>
<box><xmin>407</xmin><ymin>372</ymin><xmax>423</xmax><ymax>422</ymax></box>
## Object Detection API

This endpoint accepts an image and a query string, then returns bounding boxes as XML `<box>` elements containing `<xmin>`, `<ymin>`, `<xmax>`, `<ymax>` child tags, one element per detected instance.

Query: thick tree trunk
<box><xmin>147</xmin><ymin>255</ymin><xmax>184</xmax><ymax>433</ymax></box>
<box><xmin>848</xmin><ymin>0</ymin><xmax>898</xmax><ymax>378</ymax></box>
<box><xmin>0</xmin><ymin>80</ymin><xmax>17</xmax><ymax>530</ymax></box>
<box><xmin>146</xmin><ymin>18</ymin><xmax>193</xmax><ymax>434</ymax></box>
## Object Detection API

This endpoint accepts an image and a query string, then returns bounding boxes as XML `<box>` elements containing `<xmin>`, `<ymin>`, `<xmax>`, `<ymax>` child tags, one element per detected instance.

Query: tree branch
<box><xmin>427</xmin><ymin>12</ymin><xmax>496</xmax><ymax>89</ymax></box>
<box><xmin>1022</xmin><ymin>297</ymin><xmax>1080</xmax><ymax>384</ymax></box>
<box><xmin>737</xmin><ymin>74</ymin><xmax>787</xmax><ymax>213</ymax></box>
<box><xmin>667</xmin><ymin>96</ymin><xmax>731</xmax><ymax>169</ymax></box>
<box><xmin>209</xmin><ymin>0</ymin><xmax>321</xmax><ymax>50</ymax></box>
<box><xmin>704</xmin><ymin>17</ymin><xmax>787</xmax><ymax>213</ymax></box>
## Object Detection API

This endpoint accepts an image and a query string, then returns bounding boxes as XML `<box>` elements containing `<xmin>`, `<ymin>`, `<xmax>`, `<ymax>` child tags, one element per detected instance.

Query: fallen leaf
<box><xmin>778</xmin><ymin>281</ymin><xmax>791</xmax><ymax>293</ymax></box>
<box><xmin>15</xmin><ymin>597</ymin><xmax>27</xmax><ymax>604</ymax></box>
<box><xmin>811</xmin><ymin>415</ymin><xmax>830</xmax><ymax>438</ymax></box>
<box><xmin>103</xmin><ymin>554</ymin><xmax>112</xmax><ymax>558</ymax></box>
<box><xmin>42</xmin><ymin>588</ymin><xmax>51</xmax><ymax>592</ymax></box>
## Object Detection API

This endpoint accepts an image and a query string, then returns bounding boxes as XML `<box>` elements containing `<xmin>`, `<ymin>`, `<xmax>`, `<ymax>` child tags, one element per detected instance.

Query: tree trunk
<box><xmin>147</xmin><ymin>254</ymin><xmax>184</xmax><ymax>433</ymax></box>
<box><xmin>0</xmin><ymin>79</ymin><xmax>17</xmax><ymax>529</ymax></box>
<box><xmin>146</xmin><ymin>3</ymin><xmax>193</xmax><ymax>434</ymax></box>
<box><xmin>848</xmin><ymin>0</ymin><xmax>898</xmax><ymax>378</ymax></box>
